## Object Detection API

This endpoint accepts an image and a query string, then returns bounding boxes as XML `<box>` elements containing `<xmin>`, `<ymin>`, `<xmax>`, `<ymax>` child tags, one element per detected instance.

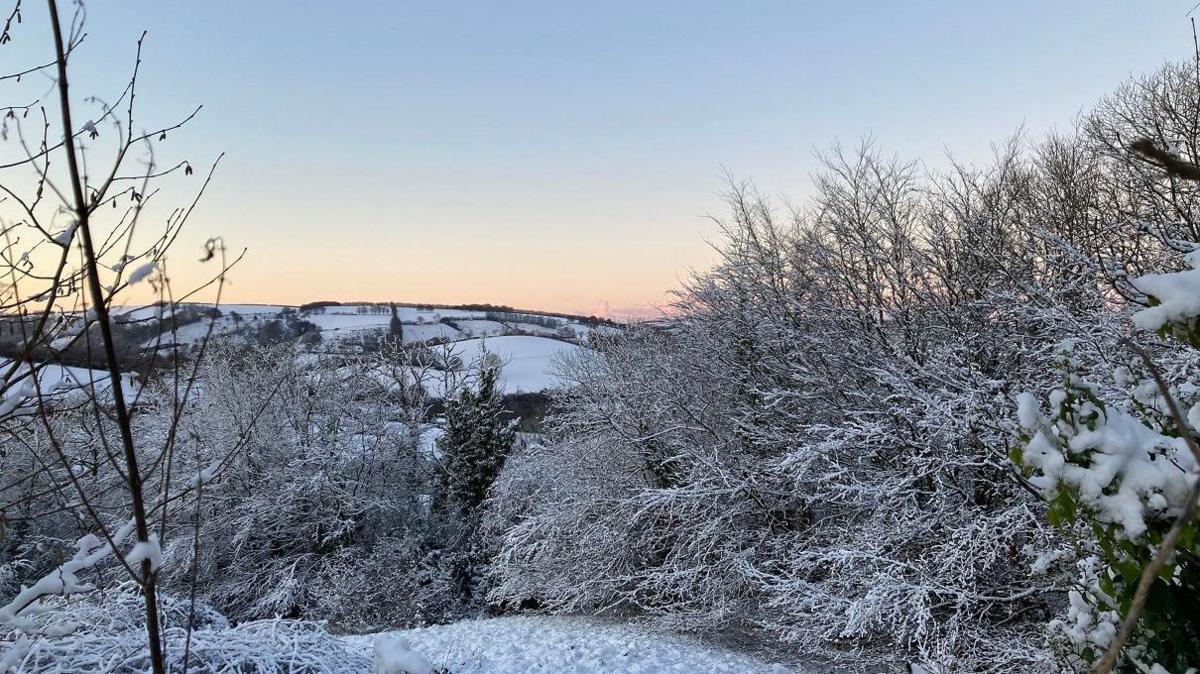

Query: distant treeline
<box><xmin>299</xmin><ymin>300</ymin><xmax>622</xmax><ymax>327</ymax></box>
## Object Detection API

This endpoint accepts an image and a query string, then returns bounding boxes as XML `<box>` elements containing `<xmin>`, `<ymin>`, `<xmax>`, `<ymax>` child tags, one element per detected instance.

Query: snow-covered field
<box><xmin>450</xmin><ymin>319</ymin><xmax>507</xmax><ymax>337</ymax></box>
<box><xmin>0</xmin><ymin>359</ymin><xmax>123</xmax><ymax>393</ymax></box>
<box><xmin>114</xmin><ymin>302</ymin><xmax>618</xmax><ymax>352</ymax></box>
<box><xmin>429</xmin><ymin>335</ymin><xmax>583</xmax><ymax>395</ymax></box>
<box><xmin>0</xmin><ymin>358</ymin><xmax>134</xmax><ymax>415</ymax></box>
<box><xmin>354</xmin><ymin>616</ymin><xmax>802</xmax><ymax>674</ymax></box>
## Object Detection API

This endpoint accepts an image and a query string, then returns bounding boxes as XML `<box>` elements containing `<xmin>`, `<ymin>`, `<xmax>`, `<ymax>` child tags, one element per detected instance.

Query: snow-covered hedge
<box><xmin>1</xmin><ymin>342</ymin><xmax>475</xmax><ymax>637</ymax></box>
<box><xmin>486</xmin><ymin>61</ymin><xmax>1200</xmax><ymax>673</ymax></box>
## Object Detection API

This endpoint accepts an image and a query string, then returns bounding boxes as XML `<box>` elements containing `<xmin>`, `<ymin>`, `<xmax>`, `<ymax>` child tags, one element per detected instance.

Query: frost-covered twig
<box><xmin>0</xmin><ymin>520</ymin><xmax>134</xmax><ymax>631</ymax></box>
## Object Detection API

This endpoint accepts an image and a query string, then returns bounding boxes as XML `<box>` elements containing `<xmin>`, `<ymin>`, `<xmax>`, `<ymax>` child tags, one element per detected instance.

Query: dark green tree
<box><xmin>389</xmin><ymin>302</ymin><xmax>404</xmax><ymax>343</ymax></box>
<box><xmin>435</xmin><ymin>359</ymin><xmax>517</xmax><ymax>604</ymax></box>
<box><xmin>437</xmin><ymin>360</ymin><xmax>516</xmax><ymax>514</ymax></box>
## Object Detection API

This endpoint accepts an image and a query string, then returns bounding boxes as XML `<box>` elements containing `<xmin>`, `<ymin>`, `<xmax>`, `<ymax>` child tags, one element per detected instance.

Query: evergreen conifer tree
<box><xmin>388</xmin><ymin>302</ymin><xmax>404</xmax><ymax>343</ymax></box>
<box><xmin>435</xmin><ymin>357</ymin><xmax>517</xmax><ymax>603</ymax></box>
<box><xmin>438</xmin><ymin>359</ymin><xmax>516</xmax><ymax>514</ymax></box>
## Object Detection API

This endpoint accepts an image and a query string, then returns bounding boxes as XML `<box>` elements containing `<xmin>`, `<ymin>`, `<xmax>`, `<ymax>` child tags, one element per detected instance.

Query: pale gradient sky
<box><xmin>2</xmin><ymin>1</ymin><xmax>1197</xmax><ymax>316</ymax></box>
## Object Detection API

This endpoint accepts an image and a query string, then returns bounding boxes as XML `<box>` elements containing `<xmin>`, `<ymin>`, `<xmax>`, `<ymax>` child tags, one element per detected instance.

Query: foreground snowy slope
<box><xmin>353</xmin><ymin>616</ymin><xmax>803</xmax><ymax>674</ymax></box>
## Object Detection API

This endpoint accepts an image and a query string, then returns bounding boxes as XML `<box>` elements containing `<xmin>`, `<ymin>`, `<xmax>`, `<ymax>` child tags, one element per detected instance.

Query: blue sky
<box><xmin>1</xmin><ymin>1</ymin><xmax>1195</xmax><ymax>314</ymax></box>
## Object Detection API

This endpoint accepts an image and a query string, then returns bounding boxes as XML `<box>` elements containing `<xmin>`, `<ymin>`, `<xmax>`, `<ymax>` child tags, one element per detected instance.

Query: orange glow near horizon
<box><xmin>147</xmin><ymin>213</ymin><xmax>719</xmax><ymax>320</ymax></box>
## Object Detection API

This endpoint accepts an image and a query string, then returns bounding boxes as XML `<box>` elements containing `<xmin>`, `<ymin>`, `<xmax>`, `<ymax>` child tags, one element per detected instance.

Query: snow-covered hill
<box><xmin>413</xmin><ymin>335</ymin><xmax>584</xmax><ymax>396</ymax></box>
<box><xmin>107</xmin><ymin>302</ymin><xmax>618</xmax><ymax>399</ymax></box>
<box><xmin>0</xmin><ymin>358</ymin><xmax>136</xmax><ymax>417</ymax></box>
<box><xmin>120</xmin><ymin>303</ymin><xmax>618</xmax><ymax>349</ymax></box>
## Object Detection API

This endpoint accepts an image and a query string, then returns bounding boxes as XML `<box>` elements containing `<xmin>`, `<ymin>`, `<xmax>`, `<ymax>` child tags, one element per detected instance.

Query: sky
<box><xmin>0</xmin><ymin>1</ymin><xmax>1196</xmax><ymax>317</ymax></box>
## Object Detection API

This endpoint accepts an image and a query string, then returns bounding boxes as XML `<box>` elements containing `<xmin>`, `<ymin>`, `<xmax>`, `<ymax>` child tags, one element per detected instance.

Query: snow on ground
<box><xmin>112</xmin><ymin>303</ymin><xmax>171</xmax><ymax>322</ymax></box>
<box><xmin>305</xmin><ymin>313</ymin><xmax>398</xmax><ymax>333</ymax></box>
<box><xmin>398</xmin><ymin>307</ymin><xmax>486</xmax><ymax>321</ymax></box>
<box><xmin>292</xmin><ymin>311</ymin><xmax>480</xmax><ymax>340</ymax></box>
<box><xmin>416</xmin><ymin>335</ymin><xmax>582</xmax><ymax>397</ymax></box>
<box><xmin>0</xmin><ymin>358</ymin><xmax>129</xmax><ymax>394</ymax></box>
<box><xmin>114</xmin><ymin>303</ymin><xmax>280</xmax><ymax>322</ymax></box>
<box><xmin>142</xmin><ymin>318</ymin><xmax>235</xmax><ymax>348</ymax></box>
<box><xmin>451</xmin><ymin>319</ymin><xmax>507</xmax><ymax>337</ymax></box>
<box><xmin>351</xmin><ymin>616</ymin><xmax>803</xmax><ymax>674</ymax></box>
<box><xmin>209</xmin><ymin>303</ymin><xmax>287</xmax><ymax>316</ymax></box>
<box><xmin>506</xmin><ymin>321</ymin><xmax>562</xmax><ymax>336</ymax></box>
<box><xmin>402</xmin><ymin>322</ymin><xmax>461</xmax><ymax>343</ymax></box>
<box><xmin>0</xmin><ymin>358</ymin><xmax>135</xmax><ymax>415</ymax></box>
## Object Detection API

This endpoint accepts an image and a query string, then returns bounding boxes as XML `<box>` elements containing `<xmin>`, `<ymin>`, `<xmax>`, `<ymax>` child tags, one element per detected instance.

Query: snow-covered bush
<box><xmin>2</xmin><ymin>586</ymin><xmax>369</xmax><ymax>673</ymax></box>
<box><xmin>3</xmin><ymin>334</ymin><xmax>506</xmax><ymax>637</ymax></box>
<box><xmin>487</xmin><ymin>147</ymin><xmax>1094</xmax><ymax>671</ymax></box>
<box><xmin>151</xmin><ymin>344</ymin><xmax>466</xmax><ymax>631</ymax></box>
<box><xmin>1016</xmin><ymin>227</ymin><xmax>1200</xmax><ymax>670</ymax></box>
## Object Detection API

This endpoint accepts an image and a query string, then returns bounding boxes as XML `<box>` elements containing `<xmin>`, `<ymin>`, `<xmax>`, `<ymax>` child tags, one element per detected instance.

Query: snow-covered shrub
<box><xmin>486</xmin><ymin>146</ymin><xmax>1095</xmax><ymax>671</ymax></box>
<box><xmin>150</xmin><ymin>344</ymin><xmax>462</xmax><ymax>631</ymax></box>
<box><xmin>2</xmin><ymin>336</ymin><xmax>495</xmax><ymax>635</ymax></box>
<box><xmin>486</xmin><ymin>323</ymin><xmax>778</xmax><ymax>625</ymax></box>
<box><xmin>1016</xmin><ymin>265</ymin><xmax>1200</xmax><ymax>672</ymax></box>
<box><xmin>1005</xmin><ymin>58</ymin><xmax>1200</xmax><ymax>674</ymax></box>
<box><xmin>1</xmin><ymin>586</ymin><xmax>369</xmax><ymax>673</ymax></box>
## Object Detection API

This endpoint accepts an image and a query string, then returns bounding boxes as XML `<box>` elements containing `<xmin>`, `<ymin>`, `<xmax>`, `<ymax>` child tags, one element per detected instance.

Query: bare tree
<box><xmin>0</xmin><ymin>2</ymin><xmax>237</xmax><ymax>671</ymax></box>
